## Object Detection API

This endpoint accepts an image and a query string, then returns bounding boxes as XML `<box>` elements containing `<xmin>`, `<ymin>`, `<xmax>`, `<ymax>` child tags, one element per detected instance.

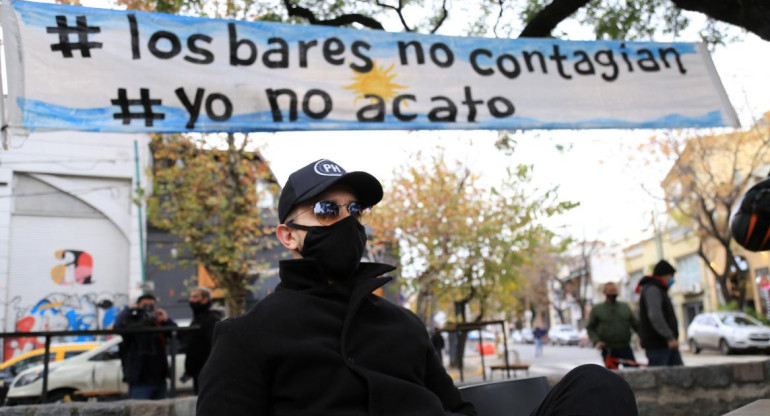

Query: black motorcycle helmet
<box><xmin>730</xmin><ymin>176</ymin><xmax>770</xmax><ymax>252</ymax></box>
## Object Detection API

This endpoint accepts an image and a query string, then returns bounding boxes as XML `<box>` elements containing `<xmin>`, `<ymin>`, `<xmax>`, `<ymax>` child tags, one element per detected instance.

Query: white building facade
<box><xmin>0</xmin><ymin>132</ymin><xmax>150</xmax><ymax>360</ymax></box>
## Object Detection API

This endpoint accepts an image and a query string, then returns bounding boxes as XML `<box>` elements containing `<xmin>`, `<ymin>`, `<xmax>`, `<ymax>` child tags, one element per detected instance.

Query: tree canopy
<box><xmin>116</xmin><ymin>0</ymin><xmax>768</xmax><ymax>44</ymax></box>
<box><xmin>371</xmin><ymin>152</ymin><xmax>577</xmax><ymax>325</ymax></box>
<box><xmin>147</xmin><ymin>134</ymin><xmax>278</xmax><ymax>316</ymax></box>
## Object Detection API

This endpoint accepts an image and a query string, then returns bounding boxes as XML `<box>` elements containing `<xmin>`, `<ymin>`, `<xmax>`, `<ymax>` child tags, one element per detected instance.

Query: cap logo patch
<box><xmin>314</xmin><ymin>160</ymin><xmax>345</xmax><ymax>176</ymax></box>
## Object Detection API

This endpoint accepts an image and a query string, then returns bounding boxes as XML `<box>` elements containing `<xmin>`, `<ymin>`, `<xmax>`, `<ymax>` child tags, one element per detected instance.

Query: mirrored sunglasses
<box><xmin>290</xmin><ymin>200</ymin><xmax>373</xmax><ymax>226</ymax></box>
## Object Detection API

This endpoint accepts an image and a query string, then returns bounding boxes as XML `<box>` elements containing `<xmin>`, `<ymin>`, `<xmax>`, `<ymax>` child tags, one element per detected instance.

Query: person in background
<box><xmin>183</xmin><ymin>287</ymin><xmax>223</xmax><ymax>394</ymax></box>
<box><xmin>431</xmin><ymin>327</ymin><xmax>446</xmax><ymax>364</ymax></box>
<box><xmin>533</xmin><ymin>325</ymin><xmax>547</xmax><ymax>358</ymax></box>
<box><xmin>115</xmin><ymin>293</ymin><xmax>177</xmax><ymax>400</ymax></box>
<box><xmin>586</xmin><ymin>282</ymin><xmax>640</xmax><ymax>368</ymax></box>
<box><xmin>637</xmin><ymin>260</ymin><xmax>683</xmax><ymax>366</ymax></box>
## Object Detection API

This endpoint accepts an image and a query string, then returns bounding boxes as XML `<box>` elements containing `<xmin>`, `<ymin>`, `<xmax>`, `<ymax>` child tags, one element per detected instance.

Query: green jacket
<box><xmin>586</xmin><ymin>301</ymin><xmax>639</xmax><ymax>349</ymax></box>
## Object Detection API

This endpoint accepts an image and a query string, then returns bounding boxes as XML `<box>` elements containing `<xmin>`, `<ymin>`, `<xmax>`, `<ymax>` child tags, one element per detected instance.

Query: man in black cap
<box><xmin>636</xmin><ymin>259</ymin><xmax>683</xmax><ymax>366</ymax></box>
<box><xmin>197</xmin><ymin>159</ymin><xmax>639</xmax><ymax>415</ymax></box>
<box><xmin>196</xmin><ymin>159</ymin><xmax>475</xmax><ymax>415</ymax></box>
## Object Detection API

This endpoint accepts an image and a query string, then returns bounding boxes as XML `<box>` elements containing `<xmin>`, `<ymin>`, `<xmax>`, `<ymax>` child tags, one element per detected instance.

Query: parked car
<box><xmin>547</xmin><ymin>325</ymin><xmax>580</xmax><ymax>346</ymax></box>
<box><xmin>0</xmin><ymin>342</ymin><xmax>100</xmax><ymax>403</ymax></box>
<box><xmin>466</xmin><ymin>330</ymin><xmax>497</xmax><ymax>356</ymax></box>
<box><xmin>686</xmin><ymin>312</ymin><xmax>770</xmax><ymax>355</ymax></box>
<box><xmin>5</xmin><ymin>336</ymin><xmax>192</xmax><ymax>405</ymax></box>
<box><xmin>521</xmin><ymin>328</ymin><xmax>535</xmax><ymax>344</ymax></box>
<box><xmin>467</xmin><ymin>329</ymin><xmax>496</xmax><ymax>341</ymax></box>
<box><xmin>511</xmin><ymin>328</ymin><xmax>535</xmax><ymax>344</ymax></box>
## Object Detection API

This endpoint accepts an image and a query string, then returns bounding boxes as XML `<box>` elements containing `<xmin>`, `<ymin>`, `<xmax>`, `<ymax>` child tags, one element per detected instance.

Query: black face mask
<box><xmin>189</xmin><ymin>301</ymin><xmax>209</xmax><ymax>313</ymax></box>
<box><xmin>292</xmin><ymin>216</ymin><xmax>367</xmax><ymax>281</ymax></box>
<box><xmin>607</xmin><ymin>294</ymin><xmax>618</xmax><ymax>303</ymax></box>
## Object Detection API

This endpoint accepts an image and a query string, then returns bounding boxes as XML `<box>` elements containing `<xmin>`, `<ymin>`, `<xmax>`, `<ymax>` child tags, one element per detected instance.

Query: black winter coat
<box><xmin>184</xmin><ymin>306</ymin><xmax>222</xmax><ymax>377</ymax></box>
<box><xmin>197</xmin><ymin>259</ymin><xmax>475</xmax><ymax>416</ymax></box>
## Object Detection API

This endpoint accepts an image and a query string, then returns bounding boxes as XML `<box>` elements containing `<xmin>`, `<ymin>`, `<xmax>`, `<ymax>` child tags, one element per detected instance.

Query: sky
<box><xmin>254</xmin><ymin>32</ymin><xmax>770</xmax><ymax>249</ymax></box>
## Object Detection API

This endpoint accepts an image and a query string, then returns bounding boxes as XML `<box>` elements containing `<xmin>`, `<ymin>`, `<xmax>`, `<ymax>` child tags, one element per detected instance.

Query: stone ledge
<box><xmin>0</xmin><ymin>398</ymin><xmax>195</xmax><ymax>416</ymax></box>
<box><xmin>0</xmin><ymin>360</ymin><xmax>767</xmax><ymax>416</ymax></box>
<box><xmin>732</xmin><ymin>362</ymin><xmax>765</xmax><ymax>383</ymax></box>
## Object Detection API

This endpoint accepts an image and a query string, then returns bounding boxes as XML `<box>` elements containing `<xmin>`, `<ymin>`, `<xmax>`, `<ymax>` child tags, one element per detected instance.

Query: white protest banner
<box><xmin>0</xmin><ymin>0</ymin><xmax>739</xmax><ymax>133</ymax></box>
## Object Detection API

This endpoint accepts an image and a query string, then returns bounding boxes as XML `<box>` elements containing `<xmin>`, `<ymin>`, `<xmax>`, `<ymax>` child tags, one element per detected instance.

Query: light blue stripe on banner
<box><xmin>19</xmin><ymin>98</ymin><xmax>725</xmax><ymax>132</ymax></box>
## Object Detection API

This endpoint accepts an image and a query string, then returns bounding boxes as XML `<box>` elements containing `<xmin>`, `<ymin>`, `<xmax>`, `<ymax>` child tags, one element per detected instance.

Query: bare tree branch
<box><xmin>493</xmin><ymin>0</ymin><xmax>505</xmax><ymax>38</ymax></box>
<box><xmin>429</xmin><ymin>0</ymin><xmax>449</xmax><ymax>34</ymax></box>
<box><xmin>375</xmin><ymin>0</ymin><xmax>412</xmax><ymax>32</ymax></box>
<box><xmin>283</xmin><ymin>0</ymin><xmax>384</xmax><ymax>30</ymax></box>
<box><xmin>519</xmin><ymin>0</ymin><xmax>590</xmax><ymax>38</ymax></box>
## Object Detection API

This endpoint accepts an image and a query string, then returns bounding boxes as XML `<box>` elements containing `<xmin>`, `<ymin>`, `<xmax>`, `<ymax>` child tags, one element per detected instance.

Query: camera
<box><xmin>125</xmin><ymin>305</ymin><xmax>157</xmax><ymax>328</ymax></box>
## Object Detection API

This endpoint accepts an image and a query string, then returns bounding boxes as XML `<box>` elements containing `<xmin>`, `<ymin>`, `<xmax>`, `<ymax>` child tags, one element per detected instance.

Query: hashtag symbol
<box><xmin>46</xmin><ymin>15</ymin><xmax>102</xmax><ymax>58</ymax></box>
<box><xmin>111</xmin><ymin>89</ymin><xmax>166</xmax><ymax>127</ymax></box>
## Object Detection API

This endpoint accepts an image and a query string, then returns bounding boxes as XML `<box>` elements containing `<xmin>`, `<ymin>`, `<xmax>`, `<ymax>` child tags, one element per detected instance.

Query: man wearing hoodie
<box><xmin>637</xmin><ymin>260</ymin><xmax>683</xmax><ymax>366</ymax></box>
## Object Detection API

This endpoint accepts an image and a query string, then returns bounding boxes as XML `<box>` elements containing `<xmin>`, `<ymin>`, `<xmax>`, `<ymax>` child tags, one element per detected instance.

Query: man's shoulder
<box><xmin>204</xmin><ymin>309</ymin><xmax>225</xmax><ymax>321</ymax></box>
<box><xmin>640</xmin><ymin>282</ymin><xmax>663</xmax><ymax>296</ymax></box>
<box><xmin>367</xmin><ymin>294</ymin><xmax>418</xmax><ymax>317</ymax></box>
<box><xmin>591</xmin><ymin>302</ymin><xmax>611</xmax><ymax>314</ymax></box>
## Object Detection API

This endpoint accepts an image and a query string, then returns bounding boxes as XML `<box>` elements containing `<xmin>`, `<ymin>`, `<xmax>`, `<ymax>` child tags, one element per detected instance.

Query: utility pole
<box><xmin>651</xmin><ymin>210</ymin><xmax>664</xmax><ymax>260</ymax></box>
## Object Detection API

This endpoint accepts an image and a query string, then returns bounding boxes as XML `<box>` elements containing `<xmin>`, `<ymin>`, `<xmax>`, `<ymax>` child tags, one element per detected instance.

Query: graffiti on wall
<box><xmin>50</xmin><ymin>250</ymin><xmax>94</xmax><ymax>285</ymax></box>
<box><xmin>3</xmin><ymin>292</ymin><xmax>128</xmax><ymax>359</ymax></box>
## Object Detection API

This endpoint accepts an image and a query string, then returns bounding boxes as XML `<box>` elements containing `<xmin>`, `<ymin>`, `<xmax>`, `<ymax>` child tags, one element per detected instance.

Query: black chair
<box><xmin>459</xmin><ymin>376</ymin><xmax>550</xmax><ymax>416</ymax></box>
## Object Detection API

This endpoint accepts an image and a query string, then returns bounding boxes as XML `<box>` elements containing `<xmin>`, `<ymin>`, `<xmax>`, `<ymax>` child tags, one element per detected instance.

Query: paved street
<box><xmin>446</xmin><ymin>342</ymin><xmax>770</xmax><ymax>385</ymax></box>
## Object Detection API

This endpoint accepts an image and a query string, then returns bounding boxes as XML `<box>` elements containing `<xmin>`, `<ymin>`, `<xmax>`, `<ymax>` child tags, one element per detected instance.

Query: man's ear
<box><xmin>276</xmin><ymin>224</ymin><xmax>301</xmax><ymax>251</ymax></box>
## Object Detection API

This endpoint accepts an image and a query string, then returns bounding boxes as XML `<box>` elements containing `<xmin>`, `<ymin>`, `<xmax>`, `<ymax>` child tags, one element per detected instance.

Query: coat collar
<box><xmin>276</xmin><ymin>258</ymin><xmax>396</xmax><ymax>292</ymax></box>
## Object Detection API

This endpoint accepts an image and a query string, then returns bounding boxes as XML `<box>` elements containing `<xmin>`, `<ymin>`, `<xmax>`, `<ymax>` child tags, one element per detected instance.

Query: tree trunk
<box><xmin>224</xmin><ymin>274</ymin><xmax>248</xmax><ymax>317</ymax></box>
<box><xmin>415</xmin><ymin>285</ymin><xmax>432</xmax><ymax>325</ymax></box>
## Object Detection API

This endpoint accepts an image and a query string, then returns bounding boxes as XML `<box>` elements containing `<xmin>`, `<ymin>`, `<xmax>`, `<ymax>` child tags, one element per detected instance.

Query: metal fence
<box><xmin>0</xmin><ymin>326</ymin><xmax>199</xmax><ymax>403</ymax></box>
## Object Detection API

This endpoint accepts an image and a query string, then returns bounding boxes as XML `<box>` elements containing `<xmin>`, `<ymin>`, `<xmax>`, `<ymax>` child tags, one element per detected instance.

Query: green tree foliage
<box><xmin>178</xmin><ymin>0</ymin><xmax>766</xmax><ymax>44</ymax></box>
<box><xmin>372</xmin><ymin>152</ymin><xmax>577</xmax><ymax>324</ymax></box>
<box><xmin>147</xmin><ymin>134</ymin><xmax>278</xmax><ymax>316</ymax></box>
<box><xmin>108</xmin><ymin>1</ymin><xmax>768</xmax><ymax>43</ymax></box>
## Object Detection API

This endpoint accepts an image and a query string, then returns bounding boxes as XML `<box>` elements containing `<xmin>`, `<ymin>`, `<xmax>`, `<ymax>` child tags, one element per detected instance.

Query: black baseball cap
<box><xmin>278</xmin><ymin>159</ymin><xmax>383</xmax><ymax>223</ymax></box>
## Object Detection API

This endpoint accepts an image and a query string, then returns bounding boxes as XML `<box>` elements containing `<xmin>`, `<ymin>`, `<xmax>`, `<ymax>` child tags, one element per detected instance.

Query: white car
<box><xmin>687</xmin><ymin>312</ymin><xmax>770</xmax><ymax>355</ymax></box>
<box><xmin>5</xmin><ymin>336</ymin><xmax>192</xmax><ymax>405</ymax></box>
<box><xmin>547</xmin><ymin>325</ymin><xmax>580</xmax><ymax>346</ymax></box>
<box><xmin>519</xmin><ymin>328</ymin><xmax>535</xmax><ymax>344</ymax></box>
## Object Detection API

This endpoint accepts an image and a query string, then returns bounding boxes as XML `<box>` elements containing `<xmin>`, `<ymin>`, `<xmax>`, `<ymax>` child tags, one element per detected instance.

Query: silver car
<box><xmin>547</xmin><ymin>324</ymin><xmax>580</xmax><ymax>346</ymax></box>
<box><xmin>686</xmin><ymin>312</ymin><xmax>770</xmax><ymax>355</ymax></box>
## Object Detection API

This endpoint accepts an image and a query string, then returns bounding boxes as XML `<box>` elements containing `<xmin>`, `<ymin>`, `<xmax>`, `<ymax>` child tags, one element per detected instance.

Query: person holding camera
<box><xmin>115</xmin><ymin>293</ymin><xmax>177</xmax><ymax>399</ymax></box>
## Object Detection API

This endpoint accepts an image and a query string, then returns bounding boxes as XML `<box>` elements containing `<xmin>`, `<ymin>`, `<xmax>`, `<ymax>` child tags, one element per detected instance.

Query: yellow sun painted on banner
<box><xmin>342</xmin><ymin>61</ymin><xmax>407</xmax><ymax>103</ymax></box>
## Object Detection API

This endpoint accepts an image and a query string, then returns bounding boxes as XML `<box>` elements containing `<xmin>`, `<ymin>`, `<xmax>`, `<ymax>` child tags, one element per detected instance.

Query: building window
<box><xmin>676</xmin><ymin>254</ymin><xmax>703</xmax><ymax>293</ymax></box>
